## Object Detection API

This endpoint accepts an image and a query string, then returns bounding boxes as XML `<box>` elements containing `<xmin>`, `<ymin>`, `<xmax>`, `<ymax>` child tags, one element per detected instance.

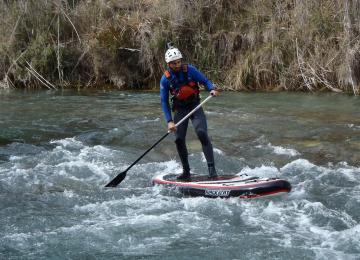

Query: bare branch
<box><xmin>61</xmin><ymin>8</ymin><xmax>82</xmax><ymax>44</ymax></box>
<box><xmin>25</xmin><ymin>66</ymin><xmax>52</xmax><ymax>89</ymax></box>
<box><xmin>295</xmin><ymin>39</ymin><xmax>313</xmax><ymax>91</ymax></box>
<box><xmin>24</xmin><ymin>60</ymin><xmax>58</xmax><ymax>90</ymax></box>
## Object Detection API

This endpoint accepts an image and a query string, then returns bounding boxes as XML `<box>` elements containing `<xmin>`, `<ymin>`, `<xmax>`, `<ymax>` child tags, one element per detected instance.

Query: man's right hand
<box><xmin>168</xmin><ymin>121</ymin><xmax>176</xmax><ymax>132</ymax></box>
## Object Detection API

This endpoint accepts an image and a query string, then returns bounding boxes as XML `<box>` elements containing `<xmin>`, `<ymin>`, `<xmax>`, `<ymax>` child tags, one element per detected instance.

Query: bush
<box><xmin>0</xmin><ymin>0</ymin><xmax>359</xmax><ymax>94</ymax></box>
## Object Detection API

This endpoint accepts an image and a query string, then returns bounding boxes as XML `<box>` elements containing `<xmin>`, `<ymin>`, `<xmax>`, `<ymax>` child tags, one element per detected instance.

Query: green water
<box><xmin>0</xmin><ymin>89</ymin><xmax>359</xmax><ymax>259</ymax></box>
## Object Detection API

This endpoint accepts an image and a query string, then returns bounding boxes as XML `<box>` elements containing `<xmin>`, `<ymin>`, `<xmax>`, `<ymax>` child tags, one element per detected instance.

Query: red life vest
<box><xmin>164</xmin><ymin>64</ymin><xmax>199</xmax><ymax>101</ymax></box>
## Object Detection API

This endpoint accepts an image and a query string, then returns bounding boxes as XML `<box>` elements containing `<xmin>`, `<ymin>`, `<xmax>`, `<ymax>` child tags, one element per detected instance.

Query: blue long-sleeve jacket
<box><xmin>160</xmin><ymin>64</ymin><xmax>214</xmax><ymax>122</ymax></box>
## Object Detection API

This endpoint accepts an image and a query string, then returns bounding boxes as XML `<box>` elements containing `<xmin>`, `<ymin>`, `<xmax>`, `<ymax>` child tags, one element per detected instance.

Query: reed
<box><xmin>0</xmin><ymin>0</ymin><xmax>359</xmax><ymax>94</ymax></box>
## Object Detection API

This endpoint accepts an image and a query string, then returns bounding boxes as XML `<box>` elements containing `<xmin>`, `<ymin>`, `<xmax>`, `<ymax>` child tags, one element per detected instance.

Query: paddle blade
<box><xmin>105</xmin><ymin>171</ymin><xmax>127</xmax><ymax>187</ymax></box>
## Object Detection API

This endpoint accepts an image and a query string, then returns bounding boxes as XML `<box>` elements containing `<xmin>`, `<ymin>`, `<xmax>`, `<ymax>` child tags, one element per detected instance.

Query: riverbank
<box><xmin>1</xmin><ymin>0</ymin><xmax>359</xmax><ymax>94</ymax></box>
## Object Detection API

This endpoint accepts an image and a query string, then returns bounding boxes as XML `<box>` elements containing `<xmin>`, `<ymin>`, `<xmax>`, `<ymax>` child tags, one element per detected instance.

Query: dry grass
<box><xmin>0</xmin><ymin>0</ymin><xmax>359</xmax><ymax>93</ymax></box>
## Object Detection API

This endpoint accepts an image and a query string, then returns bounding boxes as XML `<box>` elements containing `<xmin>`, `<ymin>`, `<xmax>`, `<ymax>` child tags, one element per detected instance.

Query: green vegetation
<box><xmin>0</xmin><ymin>0</ymin><xmax>359</xmax><ymax>94</ymax></box>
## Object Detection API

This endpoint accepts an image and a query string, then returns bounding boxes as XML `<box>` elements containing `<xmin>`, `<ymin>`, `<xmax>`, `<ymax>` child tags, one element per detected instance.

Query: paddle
<box><xmin>105</xmin><ymin>95</ymin><xmax>213</xmax><ymax>187</ymax></box>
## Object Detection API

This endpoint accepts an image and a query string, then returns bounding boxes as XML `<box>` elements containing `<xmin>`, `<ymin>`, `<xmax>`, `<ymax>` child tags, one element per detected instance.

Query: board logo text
<box><xmin>205</xmin><ymin>189</ymin><xmax>230</xmax><ymax>197</ymax></box>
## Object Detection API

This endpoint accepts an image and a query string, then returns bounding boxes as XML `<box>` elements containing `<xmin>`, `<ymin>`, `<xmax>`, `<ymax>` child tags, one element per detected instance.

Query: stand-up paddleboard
<box><xmin>153</xmin><ymin>174</ymin><xmax>291</xmax><ymax>198</ymax></box>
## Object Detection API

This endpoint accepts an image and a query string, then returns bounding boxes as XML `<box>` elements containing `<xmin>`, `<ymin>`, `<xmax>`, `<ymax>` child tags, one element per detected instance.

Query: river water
<box><xmin>0</xmin><ymin>89</ymin><xmax>359</xmax><ymax>259</ymax></box>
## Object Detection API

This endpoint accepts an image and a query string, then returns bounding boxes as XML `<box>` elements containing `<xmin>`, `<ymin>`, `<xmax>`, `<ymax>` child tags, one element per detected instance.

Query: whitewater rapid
<box><xmin>1</xmin><ymin>90</ymin><xmax>359</xmax><ymax>259</ymax></box>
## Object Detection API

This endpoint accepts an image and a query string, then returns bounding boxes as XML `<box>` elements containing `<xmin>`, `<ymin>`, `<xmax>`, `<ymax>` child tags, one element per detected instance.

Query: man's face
<box><xmin>168</xmin><ymin>59</ymin><xmax>182</xmax><ymax>72</ymax></box>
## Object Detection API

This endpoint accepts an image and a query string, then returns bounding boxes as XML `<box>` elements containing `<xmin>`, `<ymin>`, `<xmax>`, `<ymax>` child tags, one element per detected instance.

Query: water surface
<box><xmin>0</xmin><ymin>90</ymin><xmax>359</xmax><ymax>259</ymax></box>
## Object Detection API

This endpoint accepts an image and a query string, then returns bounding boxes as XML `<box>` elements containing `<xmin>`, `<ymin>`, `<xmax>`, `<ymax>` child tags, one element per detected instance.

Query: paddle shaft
<box><xmin>125</xmin><ymin>95</ymin><xmax>213</xmax><ymax>171</ymax></box>
<box><xmin>104</xmin><ymin>95</ymin><xmax>213</xmax><ymax>187</ymax></box>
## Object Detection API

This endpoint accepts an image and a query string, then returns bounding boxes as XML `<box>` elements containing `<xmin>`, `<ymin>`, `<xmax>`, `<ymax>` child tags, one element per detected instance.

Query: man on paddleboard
<box><xmin>160</xmin><ymin>43</ymin><xmax>219</xmax><ymax>180</ymax></box>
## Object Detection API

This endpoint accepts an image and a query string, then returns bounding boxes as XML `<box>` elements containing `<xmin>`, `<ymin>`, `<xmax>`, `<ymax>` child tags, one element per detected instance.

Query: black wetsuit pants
<box><xmin>173</xmin><ymin>103</ymin><xmax>215</xmax><ymax>172</ymax></box>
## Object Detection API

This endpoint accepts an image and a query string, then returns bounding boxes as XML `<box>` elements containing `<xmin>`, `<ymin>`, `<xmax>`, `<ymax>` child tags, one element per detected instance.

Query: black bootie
<box><xmin>208</xmin><ymin>163</ymin><xmax>218</xmax><ymax>179</ymax></box>
<box><xmin>177</xmin><ymin>168</ymin><xmax>191</xmax><ymax>181</ymax></box>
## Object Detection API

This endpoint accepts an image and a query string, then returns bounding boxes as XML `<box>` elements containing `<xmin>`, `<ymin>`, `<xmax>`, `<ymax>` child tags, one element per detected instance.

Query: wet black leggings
<box><xmin>174</xmin><ymin>105</ymin><xmax>215</xmax><ymax>171</ymax></box>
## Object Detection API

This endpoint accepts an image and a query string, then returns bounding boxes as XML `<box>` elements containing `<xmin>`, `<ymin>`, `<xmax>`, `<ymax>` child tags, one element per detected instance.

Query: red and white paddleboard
<box><xmin>153</xmin><ymin>174</ymin><xmax>291</xmax><ymax>198</ymax></box>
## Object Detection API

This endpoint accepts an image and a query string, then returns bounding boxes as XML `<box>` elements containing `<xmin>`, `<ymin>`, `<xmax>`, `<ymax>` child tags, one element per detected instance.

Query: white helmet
<box><xmin>165</xmin><ymin>48</ymin><xmax>183</xmax><ymax>63</ymax></box>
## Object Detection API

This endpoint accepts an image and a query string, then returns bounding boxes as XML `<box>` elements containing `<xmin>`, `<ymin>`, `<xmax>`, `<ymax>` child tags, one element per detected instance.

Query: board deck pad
<box><xmin>162</xmin><ymin>174</ymin><xmax>257</xmax><ymax>182</ymax></box>
<box><xmin>153</xmin><ymin>173</ymin><xmax>291</xmax><ymax>199</ymax></box>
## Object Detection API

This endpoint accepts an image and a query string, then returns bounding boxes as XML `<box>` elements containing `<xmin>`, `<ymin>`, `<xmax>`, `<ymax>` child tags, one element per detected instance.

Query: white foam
<box><xmin>47</xmin><ymin>139</ymin><xmax>119</xmax><ymax>183</ymax></box>
<box><xmin>198</xmin><ymin>147</ymin><xmax>225</xmax><ymax>163</ymax></box>
<box><xmin>1</xmin><ymin>137</ymin><xmax>123</xmax><ymax>188</ymax></box>
<box><xmin>236</xmin><ymin>165</ymin><xmax>280</xmax><ymax>177</ymax></box>
<box><xmin>117</xmin><ymin>236</ymin><xmax>172</xmax><ymax>256</ymax></box>
<box><xmin>0</xmin><ymin>167</ymin><xmax>32</xmax><ymax>184</ymax></box>
<box><xmin>205</xmin><ymin>111</ymin><xmax>224</xmax><ymax>116</ymax></box>
<box><xmin>139</xmin><ymin>159</ymin><xmax>180</xmax><ymax>177</ymax></box>
<box><xmin>347</xmin><ymin>124</ymin><xmax>360</xmax><ymax>129</ymax></box>
<box><xmin>256</xmin><ymin>143</ymin><xmax>300</xmax><ymax>156</ymax></box>
<box><xmin>214</xmin><ymin>147</ymin><xmax>224</xmax><ymax>155</ymax></box>
<box><xmin>138</xmin><ymin>117</ymin><xmax>160</xmax><ymax>123</ymax></box>
<box><xmin>74</xmin><ymin>200</ymin><xmax>118</xmax><ymax>219</ymax></box>
<box><xmin>280</xmin><ymin>158</ymin><xmax>319</xmax><ymax>172</ymax></box>
<box><xmin>2</xmin><ymin>132</ymin><xmax>360</xmax><ymax>259</ymax></box>
<box><xmin>338</xmin><ymin>166</ymin><xmax>360</xmax><ymax>182</ymax></box>
<box><xmin>63</xmin><ymin>189</ymin><xmax>75</xmax><ymax>198</ymax></box>
<box><xmin>50</xmin><ymin>137</ymin><xmax>84</xmax><ymax>149</ymax></box>
<box><xmin>55</xmin><ymin>159</ymin><xmax>111</xmax><ymax>182</ymax></box>
<box><xmin>288</xmin><ymin>181</ymin><xmax>307</xmax><ymax>199</ymax></box>
<box><xmin>326</xmin><ymin>224</ymin><xmax>360</xmax><ymax>247</ymax></box>
<box><xmin>9</xmin><ymin>155</ymin><xmax>24</xmax><ymax>161</ymax></box>
<box><xmin>3</xmin><ymin>232</ymin><xmax>33</xmax><ymax>241</ymax></box>
<box><xmin>200</xmin><ymin>153</ymin><xmax>206</xmax><ymax>162</ymax></box>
